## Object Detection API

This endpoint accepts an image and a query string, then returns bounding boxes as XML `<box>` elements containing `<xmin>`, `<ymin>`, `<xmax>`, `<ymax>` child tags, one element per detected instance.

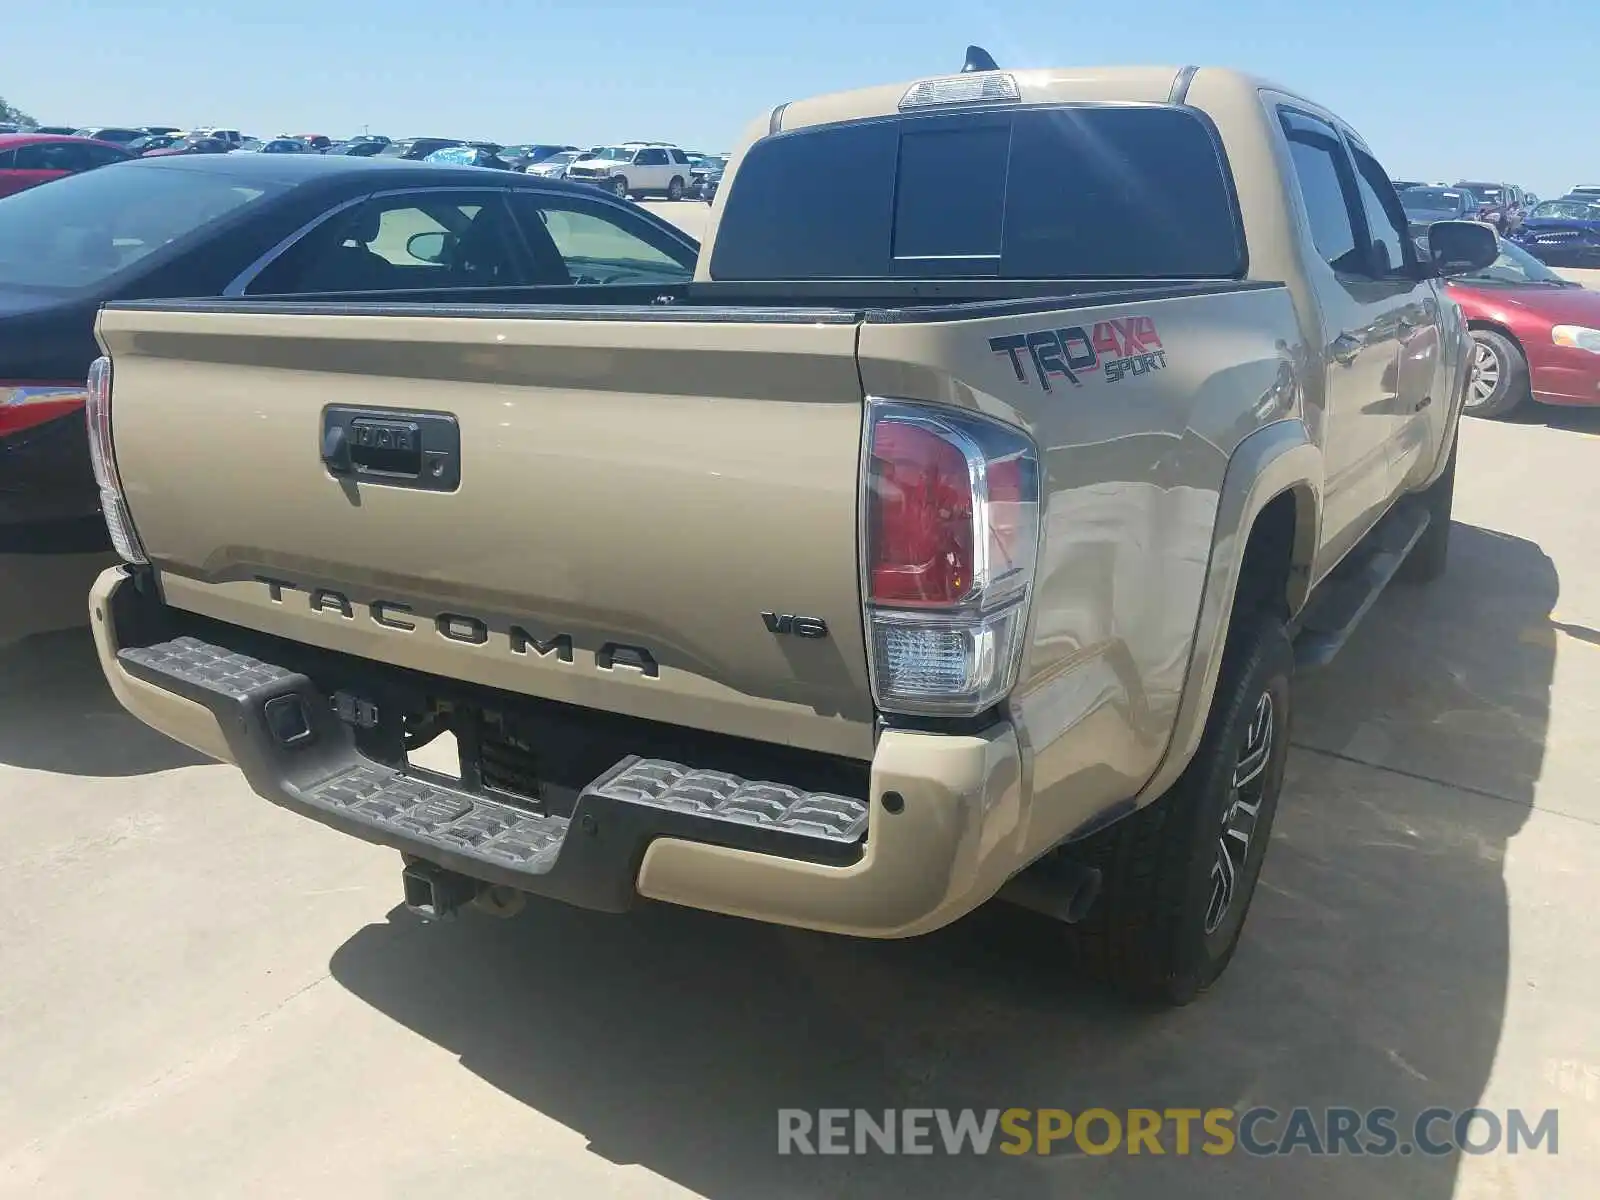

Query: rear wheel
<box><xmin>666</xmin><ymin>175</ymin><xmax>685</xmax><ymax>201</ymax></box>
<box><xmin>1465</xmin><ymin>329</ymin><xmax>1528</xmax><ymax>419</ymax></box>
<box><xmin>1063</xmin><ymin>611</ymin><xmax>1293</xmax><ymax>1006</ymax></box>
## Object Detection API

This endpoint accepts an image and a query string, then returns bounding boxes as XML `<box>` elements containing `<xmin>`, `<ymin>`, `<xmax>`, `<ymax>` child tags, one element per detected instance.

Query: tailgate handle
<box><xmin>320</xmin><ymin>406</ymin><xmax>461</xmax><ymax>493</ymax></box>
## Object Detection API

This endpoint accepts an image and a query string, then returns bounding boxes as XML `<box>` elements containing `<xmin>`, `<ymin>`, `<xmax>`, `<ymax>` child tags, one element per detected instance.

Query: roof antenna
<box><xmin>962</xmin><ymin>45</ymin><xmax>999</xmax><ymax>73</ymax></box>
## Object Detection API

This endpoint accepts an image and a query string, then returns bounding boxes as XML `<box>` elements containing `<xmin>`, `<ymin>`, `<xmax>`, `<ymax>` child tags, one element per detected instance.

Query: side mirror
<box><xmin>405</xmin><ymin>231</ymin><xmax>448</xmax><ymax>264</ymax></box>
<box><xmin>1427</xmin><ymin>220</ymin><xmax>1498</xmax><ymax>276</ymax></box>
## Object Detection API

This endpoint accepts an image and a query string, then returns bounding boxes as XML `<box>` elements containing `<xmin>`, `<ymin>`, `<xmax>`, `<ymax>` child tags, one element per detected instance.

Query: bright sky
<box><xmin>12</xmin><ymin>0</ymin><xmax>1595</xmax><ymax>197</ymax></box>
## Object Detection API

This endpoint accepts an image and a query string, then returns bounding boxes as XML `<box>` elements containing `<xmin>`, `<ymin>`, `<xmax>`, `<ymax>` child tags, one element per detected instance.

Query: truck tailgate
<box><xmin>96</xmin><ymin>305</ymin><xmax>875</xmax><ymax>760</ymax></box>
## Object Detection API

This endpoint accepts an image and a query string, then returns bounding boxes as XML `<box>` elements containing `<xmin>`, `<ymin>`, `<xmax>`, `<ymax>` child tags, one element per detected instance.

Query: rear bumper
<box><xmin>90</xmin><ymin>567</ymin><xmax>1027</xmax><ymax>938</ymax></box>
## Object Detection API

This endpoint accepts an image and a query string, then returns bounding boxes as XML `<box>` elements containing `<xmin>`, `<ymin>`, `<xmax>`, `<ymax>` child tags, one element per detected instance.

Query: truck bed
<box><xmin>97</xmin><ymin>277</ymin><xmax>1296</xmax><ymax>768</ymax></box>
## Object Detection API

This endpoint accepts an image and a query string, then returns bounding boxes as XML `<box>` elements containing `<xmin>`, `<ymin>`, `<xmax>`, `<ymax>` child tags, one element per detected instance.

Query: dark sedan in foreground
<box><xmin>1510</xmin><ymin>197</ymin><xmax>1600</xmax><ymax>269</ymax></box>
<box><xmin>0</xmin><ymin>152</ymin><xmax>700</xmax><ymax>550</ymax></box>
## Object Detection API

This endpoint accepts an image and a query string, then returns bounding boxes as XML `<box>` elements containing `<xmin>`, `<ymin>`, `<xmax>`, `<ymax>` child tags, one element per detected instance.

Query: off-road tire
<box><xmin>1063</xmin><ymin>611</ymin><xmax>1293</xmax><ymax>1006</ymax></box>
<box><xmin>666</xmin><ymin>175</ymin><xmax>685</xmax><ymax>200</ymax></box>
<box><xmin>610</xmin><ymin>175</ymin><xmax>630</xmax><ymax>199</ymax></box>
<box><xmin>1464</xmin><ymin>329</ymin><xmax>1528</xmax><ymax>419</ymax></box>
<box><xmin>1397</xmin><ymin>433</ymin><xmax>1456</xmax><ymax>583</ymax></box>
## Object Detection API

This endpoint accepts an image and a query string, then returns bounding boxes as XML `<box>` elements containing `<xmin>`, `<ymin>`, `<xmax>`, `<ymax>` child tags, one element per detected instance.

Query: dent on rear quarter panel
<box><xmin>857</xmin><ymin>286</ymin><xmax>1302</xmax><ymax>860</ymax></box>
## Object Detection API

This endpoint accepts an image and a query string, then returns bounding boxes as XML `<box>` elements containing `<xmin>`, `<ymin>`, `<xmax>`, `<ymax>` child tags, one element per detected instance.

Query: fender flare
<box><xmin>1130</xmin><ymin>418</ymin><xmax>1321</xmax><ymax>808</ymax></box>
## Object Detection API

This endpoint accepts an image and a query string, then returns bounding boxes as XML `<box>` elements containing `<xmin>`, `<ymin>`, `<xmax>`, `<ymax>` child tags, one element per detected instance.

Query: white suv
<box><xmin>564</xmin><ymin>143</ymin><xmax>695</xmax><ymax>200</ymax></box>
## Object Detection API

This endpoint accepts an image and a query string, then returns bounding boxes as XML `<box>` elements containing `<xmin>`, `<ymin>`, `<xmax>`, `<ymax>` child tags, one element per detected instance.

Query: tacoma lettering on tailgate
<box><xmin>253</xmin><ymin>575</ymin><xmax>660</xmax><ymax>677</ymax></box>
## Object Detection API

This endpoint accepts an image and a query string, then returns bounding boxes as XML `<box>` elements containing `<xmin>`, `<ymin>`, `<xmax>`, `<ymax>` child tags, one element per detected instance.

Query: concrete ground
<box><xmin>4</xmin><ymin>240</ymin><xmax>1599</xmax><ymax>1199</ymax></box>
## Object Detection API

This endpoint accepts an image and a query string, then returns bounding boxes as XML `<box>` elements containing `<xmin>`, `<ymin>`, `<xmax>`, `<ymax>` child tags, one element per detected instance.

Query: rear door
<box><xmin>1340</xmin><ymin>134</ymin><xmax>1447</xmax><ymax>487</ymax></box>
<box><xmin>1276</xmin><ymin>106</ymin><xmax>1408</xmax><ymax>569</ymax></box>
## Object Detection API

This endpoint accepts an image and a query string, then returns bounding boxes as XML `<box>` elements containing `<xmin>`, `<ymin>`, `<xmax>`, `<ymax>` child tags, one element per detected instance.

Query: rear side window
<box><xmin>709</xmin><ymin>105</ymin><xmax>1244</xmax><ymax>280</ymax></box>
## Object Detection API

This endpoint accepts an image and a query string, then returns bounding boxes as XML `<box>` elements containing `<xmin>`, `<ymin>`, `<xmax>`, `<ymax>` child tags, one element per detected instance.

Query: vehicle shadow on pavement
<box><xmin>0</xmin><ymin>627</ymin><xmax>205</xmax><ymax>776</ymax></box>
<box><xmin>328</xmin><ymin>521</ymin><xmax>1551</xmax><ymax>1199</ymax></box>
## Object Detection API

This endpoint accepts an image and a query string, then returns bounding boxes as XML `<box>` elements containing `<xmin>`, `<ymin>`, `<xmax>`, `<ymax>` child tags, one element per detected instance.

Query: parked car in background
<box><xmin>499</xmin><ymin>143</ymin><xmax>578</xmax><ymax>171</ymax></box>
<box><xmin>379</xmin><ymin>137</ymin><xmax>466</xmax><ymax>161</ymax></box>
<box><xmin>127</xmin><ymin>133</ymin><xmax>182</xmax><ymax>153</ymax></box>
<box><xmin>196</xmin><ymin>128</ymin><xmax>245</xmax><ymax>149</ymax></box>
<box><xmin>0</xmin><ymin>133</ymin><xmax>132</xmax><ymax>198</ymax></box>
<box><xmin>1398</xmin><ymin>186</ymin><xmax>1479</xmax><ymax>236</ymax></box>
<box><xmin>690</xmin><ymin>153</ymin><xmax>728</xmax><ymax>200</ymax></box>
<box><xmin>71</xmin><ymin>126</ymin><xmax>146</xmax><ymax>146</ymax></box>
<box><xmin>1391</xmin><ymin>178</ymin><xmax>1426</xmax><ymax>192</ymax></box>
<box><xmin>0</xmin><ymin>151</ymin><xmax>699</xmax><ymax>552</ymax></box>
<box><xmin>1566</xmin><ymin>185</ymin><xmax>1600</xmax><ymax>199</ymax></box>
<box><xmin>141</xmin><ymin>125</ymin><xmax>182</xmax><ymax>137</ymax></box>
<box><xmin>1511</xmin><ymin>197</ymin><xmax>1600</xmax><ymax>268</ymax></box>
<box><xmin>563</xmin><ymin>143</ymin><xmax>696</xmax><ymax>199</ymax></box>
<box><xmin>525</xmin><ymin>149</ymin><xmax>583</xmax><ymax>179</ymax></box>
<box><xmin>256</xmin><ymin>138</ymin><xmax>310</xmax><ymax>154</ymax></box>
<box><xmin>298</xmin><ymin>134</ymin><xmax>333</xmax><ymax>152</ymax></box>
<box><xmin>35</xmin><ymin>126</ymin><xmax>79</xmax><ymax>136</ymax></box>
<box><xmin>142</xmin><ymin>136</ymin><xmax>233</xmax><ymax>158</ymax></box>
<box><xmin>328</xmin><ymin>139</ymin><xmax>387</xmax><ymax>157</ymax></box>
<box><xmin>1455</xmin><ymin>181</ymin><xmax>1523</xmax><ymax>234</ymax></box>
<box><xmin>1446</xmin><ymin>239</ymin><xmax>1600</xmax><ymax>418</ymax></box>
<box><xmin>424</xmin><ymin>145</ymin><xmax>514</xmax><ymax>170</ymax></box>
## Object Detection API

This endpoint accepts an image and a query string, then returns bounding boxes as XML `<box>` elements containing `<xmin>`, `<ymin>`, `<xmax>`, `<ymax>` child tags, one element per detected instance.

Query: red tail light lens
<box><xmin>0</xmin><ymin>382</ymin><xmax>88</xmax><ymax>438</ymax></box>
<box><xmin>868</xmin><ymin>420</ymin><xmax>975</xmax><ymax>606</ymax></box>
<box><xmin>863</xmin><ymin>400</ymin><xmax>1041</xmax><ymax>717</ymax></box>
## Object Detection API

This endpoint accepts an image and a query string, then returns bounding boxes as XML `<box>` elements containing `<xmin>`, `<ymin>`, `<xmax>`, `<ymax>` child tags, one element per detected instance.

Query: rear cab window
<box><xmin>708</xmin><ymin>105</ymin><xmax>1245</xmax><ymax>281</ymax></box>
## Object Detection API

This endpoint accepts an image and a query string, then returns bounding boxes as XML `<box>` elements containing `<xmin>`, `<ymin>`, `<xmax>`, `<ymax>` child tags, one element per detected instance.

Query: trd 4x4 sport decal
<box><xmin>988</xmin><ymin>317</ymin><xmax>1167</xmax><ymax>392</ymax></box>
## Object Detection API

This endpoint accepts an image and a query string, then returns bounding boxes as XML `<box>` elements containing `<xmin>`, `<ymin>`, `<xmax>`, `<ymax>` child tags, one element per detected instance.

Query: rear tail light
<box><xmin>0</xmin><ymin>382</ymin><xmax>88</xmax><ymax>437</ymax></box>
<box><xmin>85</xmin><ymin>355</ymin><xmax>148</xmax><ymax>564</ymax></box>
<box><xmin>862</xmin><ymin>399</ymin><xmax>1040</xmax><ymax>717</ymax></box>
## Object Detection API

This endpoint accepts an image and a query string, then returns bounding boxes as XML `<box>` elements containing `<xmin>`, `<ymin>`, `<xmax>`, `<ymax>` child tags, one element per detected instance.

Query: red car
<box><xmin>1450</xmin><ymin>238</ymin><xmax>1600</xmax><ymax>418</ymax></box>
<box><xmin>0</xmin><ymin>133</ymin><xmax>133</xmax><ymax>198</ymax></box>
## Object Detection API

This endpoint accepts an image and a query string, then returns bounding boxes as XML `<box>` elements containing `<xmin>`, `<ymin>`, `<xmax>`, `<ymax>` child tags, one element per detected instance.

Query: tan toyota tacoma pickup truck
<box><xmin>86</xmin><ymin>51</ymin><xmax>1498</xmax><ymax>1005</ymax></box>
